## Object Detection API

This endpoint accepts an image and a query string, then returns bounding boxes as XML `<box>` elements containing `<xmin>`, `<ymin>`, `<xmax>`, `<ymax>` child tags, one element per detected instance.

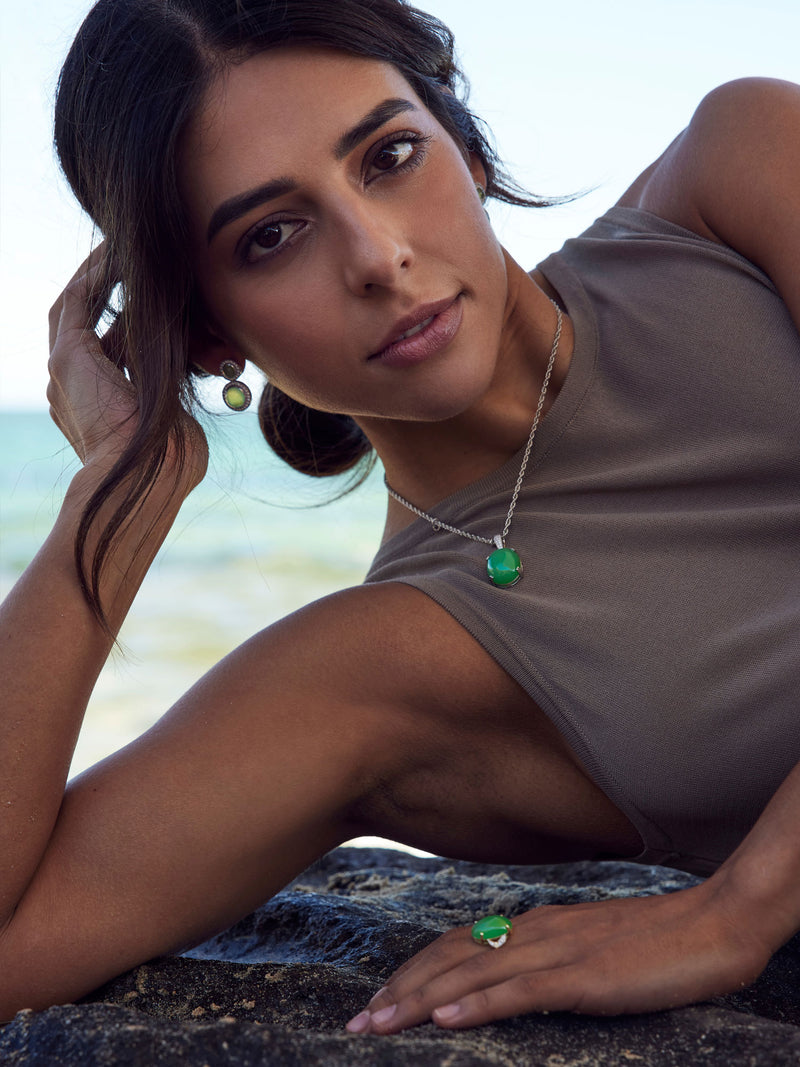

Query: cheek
<box><xmin>219</xmin><ymin>288</ymin><xmax>350</xmax><ymax>409</ymax></box>
<box><xmin>419</xmin><ymin>173</ymin><xmax>504</xmax><ymax>294</ymax></box>
<box><xmin>211</xmin><ymin>276</ymin><xmax>328</xmax><ymax>359</ymax></box>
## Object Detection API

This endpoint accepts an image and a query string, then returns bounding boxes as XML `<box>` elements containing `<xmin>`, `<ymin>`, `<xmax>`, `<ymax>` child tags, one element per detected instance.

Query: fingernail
<box><xmin>433</xmin><ymin>1003</ymin><xmax>461</xmax><ymax>1021</ymax></box>
<box><xmin>345</xmin><ymin>1011</ymin><xmax>370</xmax><ymax>1033</ymax></box>
<box><xmin>368</xmin><ymin>986</ymin><xmax>387</xmax><ymax>1006</ymax></box>
<box><xmin>370</xmin><ymin>1003</ymin><xmax>397</xmax><ymax>1025</ymax></box>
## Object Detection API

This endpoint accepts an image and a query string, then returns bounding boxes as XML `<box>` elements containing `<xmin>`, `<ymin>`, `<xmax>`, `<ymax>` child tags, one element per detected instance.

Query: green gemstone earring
<box><xmin>475</xmin><ymin>184</ymin><xmax>490</xmax><ymax>221</ymax></box>
<box><xmin>220</xmin><ymin>359</ymin><xmax>252</xmax><ymax>411</ymax></box>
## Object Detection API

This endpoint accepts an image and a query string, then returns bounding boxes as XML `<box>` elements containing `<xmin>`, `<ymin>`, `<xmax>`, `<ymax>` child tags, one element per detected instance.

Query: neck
<box><xmin>358</xmin><ymin>254</ymin><xmax>572</xmax><ymax>540</ymax></box>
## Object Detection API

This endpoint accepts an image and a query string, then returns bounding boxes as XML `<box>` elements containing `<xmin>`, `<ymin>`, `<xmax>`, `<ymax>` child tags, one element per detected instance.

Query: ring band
<box><xmin>471</xmin><ymin>914</ymin><xmax>512</xmax><ymax>949</ymax></box>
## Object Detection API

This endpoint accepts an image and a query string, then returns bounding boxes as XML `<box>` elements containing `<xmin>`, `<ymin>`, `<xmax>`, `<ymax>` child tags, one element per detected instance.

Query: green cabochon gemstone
<box><xmin>471</xmin><ymin>915</ymin><xmax>512</xmax><ymax>944</ymax></box>
<box><xmin>223</xmin><ymin>382</ymin><xmax>251</xmax><ymax>411</ymax></box>
<box><xmin>486</xmin><ymin>547</ymin><xmax>522</xmax><ymax>587</ymax></box>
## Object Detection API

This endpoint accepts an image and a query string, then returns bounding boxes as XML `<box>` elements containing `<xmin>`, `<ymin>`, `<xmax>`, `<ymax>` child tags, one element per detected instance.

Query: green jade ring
<box><xmin>471</xmin><ymin>914</ymin><xmax>513</xmax><ymax>949</ymax></box>
<box><xmin>486</xmin><ymin>537</ymin><xmax>523</xmax><ymax>588</ymax></box>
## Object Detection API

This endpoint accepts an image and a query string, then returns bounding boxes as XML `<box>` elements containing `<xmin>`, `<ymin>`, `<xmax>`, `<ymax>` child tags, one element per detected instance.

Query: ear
<box><xmin>188</xmin><ymin>315</ymin><xmax>245</xmax><ymax>377</ymax></box>
<box><xmin>467</xmin><ymin>152</ymin><xmax>488</xmax><ymax>195</ymax></box>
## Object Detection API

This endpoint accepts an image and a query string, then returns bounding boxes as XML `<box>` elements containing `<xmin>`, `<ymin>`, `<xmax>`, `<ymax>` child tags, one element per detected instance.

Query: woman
<box><xmin>1</xmin><ymin>0</ymin><xmax>798</xmax><ymax>1035</ymax></box>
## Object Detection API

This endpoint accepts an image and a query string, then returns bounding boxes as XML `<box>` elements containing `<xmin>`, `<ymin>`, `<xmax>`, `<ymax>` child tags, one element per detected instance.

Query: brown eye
<box><xmin>241</xmin><ymin>218</ymin><xmax>305</xmax><ymax>265</ymax></box>
<box><xmin>372</xmin><ymin>140</ymin><xmax>415</xmax><ymax>172</ymax></box>
<box><xmin>253</xmin><ymin>223</ymin><xmax>284</xmax><ymax>250</ymax></box>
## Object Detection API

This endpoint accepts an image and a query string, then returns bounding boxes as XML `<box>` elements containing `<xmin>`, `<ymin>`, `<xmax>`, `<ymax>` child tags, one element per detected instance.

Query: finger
<box><xmin>101</xmin><ymin>315</ymin><xmax>128</xmax><ymax>369</ymax></box>
<box><xmin>347</xmin><ymin>928</ymin><xmax>473</xmax><ymax>1034</ymax></box>
<box><xmin>364</xmin><ymin>927</ymin><xmax>475</xmax><ymax>1010</ymax></box>
<box><xmin>431</xmin><ymin>969</ymin><xmax>587</xmax><ymax>1029</ymax></box>
<box><xmin>48</xmin><ymin>244</ymin><xmax>110</xmax><ymax>350</ymax></box>
<box><xmin>365</xmin><ymin>933</ymin><xmax>577</xmax><ymax>1035</ymax></box>
<box><xmin>430</xmin><ymin>953</ymin><xmax>713</xmax><ymax>1026</ymax></box>
<box><xmin>47</xmin><ymin>406</ymin><xmax>74</xmax><ymax>454</ymax></box>
<box><xmin>365</xmin><ymin>910</ymin><xmax>556</xmax><ymax>1014</ymax></box>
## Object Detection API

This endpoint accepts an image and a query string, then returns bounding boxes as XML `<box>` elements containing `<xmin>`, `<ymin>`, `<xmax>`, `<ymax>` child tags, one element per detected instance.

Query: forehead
<box><xmin>181</xmin><ymin>47</ymin><xmax>424</xmax><ymax>212</ymax></box>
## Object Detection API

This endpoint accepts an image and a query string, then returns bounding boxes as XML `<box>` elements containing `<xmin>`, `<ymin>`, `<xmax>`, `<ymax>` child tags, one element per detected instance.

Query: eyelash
<box><xmin>367</xmin><ymin>130</ymin><xmax>432</xmax><ymax>179</ymax></box>
<box><xmin>236</xmin><ymin>130</ymin><xmax>433</xmax><ymax>267</ymax></box>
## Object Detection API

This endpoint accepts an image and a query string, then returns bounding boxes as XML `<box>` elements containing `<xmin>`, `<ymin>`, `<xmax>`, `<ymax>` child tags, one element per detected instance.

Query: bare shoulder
<box><xmin>231</xmin><ymin>579</ymin><xmax>515</xmax><ymax>716</ymax></box>
<box><xmin>618</xmin><ymin>78</ymin><xmax>800</xmax><ymax>225</ymax></box>
<box><xmin>233</xmin><ymin>580</ymin><xmax>477</xmax><ymax>695</ymax></box>
<box><xmin>618</xmin><ymin>78</ymin><xmax>800</xmax><ymax>326</ymax></box>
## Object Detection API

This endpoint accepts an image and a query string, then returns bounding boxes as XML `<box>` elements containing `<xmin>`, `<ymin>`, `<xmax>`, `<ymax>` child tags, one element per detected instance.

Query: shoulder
<box><xmin>618</xmin><ymin>78</ymin><xmax>800</xmax><ymax>325</ymax></box>
<box><xmin>236</xmin><ymin>580</ymin><xmax>496</xmax><ymax>708</ymax></box>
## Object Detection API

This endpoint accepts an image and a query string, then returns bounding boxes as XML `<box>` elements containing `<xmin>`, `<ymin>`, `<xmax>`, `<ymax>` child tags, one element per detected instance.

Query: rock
<box><xmin>1</xmin><ymin>847</ymin><xmax>798</xmax><ymax>1065</ymax></box>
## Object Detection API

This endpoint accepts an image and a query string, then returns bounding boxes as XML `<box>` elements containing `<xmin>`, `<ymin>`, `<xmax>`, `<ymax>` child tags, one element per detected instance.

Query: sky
<box><xmin>1</xmin><ymin>0</ymin><xmax>799</xmax><ymax>410</ymax></box>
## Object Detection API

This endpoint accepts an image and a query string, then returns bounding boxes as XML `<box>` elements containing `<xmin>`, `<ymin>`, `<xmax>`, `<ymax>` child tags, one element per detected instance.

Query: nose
<box><xmin>337</xmin><ymin>198</ymin><xmax>413</xmax><ymax>295</ymax></box>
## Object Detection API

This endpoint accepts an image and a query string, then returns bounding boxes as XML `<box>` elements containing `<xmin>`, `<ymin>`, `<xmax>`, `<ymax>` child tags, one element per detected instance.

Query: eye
<box><xmin>367</xmin><ymin>133</ymin><xmax>431</xmax><ymax>180</ymax></box>
<box><xmin>372</xmin><ymin>139</ymin><xmax>416</xmax><ymax>172</ymax></box>
<box><xmin>239</xmin><ymin>218</ymin><xmax>305</xmax><ymax>265</ymax></box>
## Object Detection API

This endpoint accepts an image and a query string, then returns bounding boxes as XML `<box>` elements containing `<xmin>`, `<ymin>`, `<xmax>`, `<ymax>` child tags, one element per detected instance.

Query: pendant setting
<box><xmin>486</xmin><ymin>536</ymin><xmax>523</xmax><ymax>588</ymax></box>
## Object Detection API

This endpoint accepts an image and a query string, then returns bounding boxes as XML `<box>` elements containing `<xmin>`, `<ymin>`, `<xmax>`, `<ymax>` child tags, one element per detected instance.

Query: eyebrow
<box><xmin>206</xmin><ymin>97</ymin><xmax>419</xmax><ymax>245</ymax></box>
<box><xmin>333</xmin><ymin>97</ymin><xmax>417</xmax><ymax>160</ymax></box>
<box><xmin>207</xmin><ymin>177</ymin><xmax>298</xmax><ymax>245</ymax></box>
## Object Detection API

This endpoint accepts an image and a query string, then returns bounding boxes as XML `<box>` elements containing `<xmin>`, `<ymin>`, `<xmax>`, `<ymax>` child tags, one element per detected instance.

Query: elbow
<box><xmin>0</xmin><ymin>916</ymin><xmax>72</xmax><ymax>1023</ymax></box>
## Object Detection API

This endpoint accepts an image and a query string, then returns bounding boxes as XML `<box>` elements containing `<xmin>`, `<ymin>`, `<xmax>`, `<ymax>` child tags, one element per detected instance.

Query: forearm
<box><xmin>0</xmin><ymin>465</ymin><xmax>186</xmax><ymax>921</ymax></box>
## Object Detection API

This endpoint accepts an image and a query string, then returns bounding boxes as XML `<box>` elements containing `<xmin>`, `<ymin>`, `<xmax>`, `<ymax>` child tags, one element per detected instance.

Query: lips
<box><xmin>396</xmin><ymin>315</ymin><xmax>435</xmax><ymax>341</ymax></box>
<box><xmin>368</xmin><ymin>295</ymin><xmax>463</xmax><ymax>367</ymax></box>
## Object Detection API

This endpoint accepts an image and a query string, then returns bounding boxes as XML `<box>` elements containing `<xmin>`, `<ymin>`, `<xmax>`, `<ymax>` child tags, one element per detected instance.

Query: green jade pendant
<box><xmin>486</xmin><ymin>536</ymin><xmax>523</xmax><ymax>588</ymax></box>
<box><xmin>471</xmin><ymin>914</ymin><xmax>513</xmax><ymax>948</ymax></box>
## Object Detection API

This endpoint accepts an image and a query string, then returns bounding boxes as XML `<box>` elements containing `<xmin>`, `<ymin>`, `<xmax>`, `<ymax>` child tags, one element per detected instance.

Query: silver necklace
<box><xmin>385</xmin><ymin>303</ymin><xmax>563</xmax><ymax>588</ymax></box>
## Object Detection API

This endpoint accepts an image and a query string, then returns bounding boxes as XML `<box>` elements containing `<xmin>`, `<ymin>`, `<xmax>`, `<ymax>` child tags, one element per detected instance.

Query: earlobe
<box><xmin>186</xmin><ymin>311</ymin><xmax>252</xmax><ymax>410</ymax></box>
<box><xmin>187</xmin><ymin>316</ymin><xmax>244</xmax><ymax>378</ymax></box>
<box><xmin>188</xmin><ymin>334</ymin><xmax>253</xmax><ymax>411</ymax></box>
<box><xmin>469</xmin><ymin>150</ymin><xmax>488</xmax><ymax>192</ymax></box>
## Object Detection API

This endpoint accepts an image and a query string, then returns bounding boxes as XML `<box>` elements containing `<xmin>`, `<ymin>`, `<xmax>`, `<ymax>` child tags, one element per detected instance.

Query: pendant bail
<box><xmin>492</xmin><ymin>534</ymin><xmax>504</xmax><ymax>550</ymax></box>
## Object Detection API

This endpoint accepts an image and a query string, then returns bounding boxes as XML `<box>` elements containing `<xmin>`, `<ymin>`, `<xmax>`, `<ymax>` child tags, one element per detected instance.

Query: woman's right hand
<box><xmin>47</xmin><ymin>247</ymin><xmax>208</xmax><ymax>489</ymax></box>
<box><xmin>48</xmin><ymin>247</ymin><xmax>138</xmax><ymax>468</ymax></box>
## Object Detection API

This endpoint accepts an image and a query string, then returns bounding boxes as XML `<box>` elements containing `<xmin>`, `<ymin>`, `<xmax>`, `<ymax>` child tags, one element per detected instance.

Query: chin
<box><xmin>361</xmin><ymin>386</ymin><xmax>492</xmax><ymax>425</ymax></box>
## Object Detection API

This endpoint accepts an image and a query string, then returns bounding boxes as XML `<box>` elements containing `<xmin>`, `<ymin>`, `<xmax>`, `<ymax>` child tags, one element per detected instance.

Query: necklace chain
<box><xmin>385</xmin><ymin>302</ymin><xmax>563</xmax><ymax>547</ymax></box>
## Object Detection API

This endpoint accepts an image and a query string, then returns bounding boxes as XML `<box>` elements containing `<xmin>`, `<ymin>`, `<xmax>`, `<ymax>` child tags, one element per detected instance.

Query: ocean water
<box><xmin>1</xmin><ymin>409</ymin><xmax>389</xmax><ymax>778</ymax></box>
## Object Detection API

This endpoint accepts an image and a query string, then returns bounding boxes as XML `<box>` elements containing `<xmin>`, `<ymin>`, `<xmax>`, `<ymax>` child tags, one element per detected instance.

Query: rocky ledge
<box><xmin>2</xmin><ymin>847</ymin><xmax>798</xmax><ymax>1065</ymax></box>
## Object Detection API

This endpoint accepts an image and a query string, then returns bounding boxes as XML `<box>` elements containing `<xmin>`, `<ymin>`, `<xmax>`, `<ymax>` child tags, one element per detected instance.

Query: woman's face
<box><xmin>181</xmin><ymin>46</ymin><xmax>509</xmax><ymax>423</ymax></box>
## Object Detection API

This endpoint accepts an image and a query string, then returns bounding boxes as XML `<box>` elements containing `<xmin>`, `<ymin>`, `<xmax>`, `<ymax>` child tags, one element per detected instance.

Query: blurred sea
<box><xmin>0</xmin><ymin>409</ymin><xmax>388</xmax><ymax>778</ymax></box>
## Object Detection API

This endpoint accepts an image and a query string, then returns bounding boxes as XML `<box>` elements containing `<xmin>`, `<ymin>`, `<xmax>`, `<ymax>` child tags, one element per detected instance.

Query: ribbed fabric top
<box><xmin>365</xmin><ymin>207</ymin><xmax>800</xmax><ymax>875</ymax></box>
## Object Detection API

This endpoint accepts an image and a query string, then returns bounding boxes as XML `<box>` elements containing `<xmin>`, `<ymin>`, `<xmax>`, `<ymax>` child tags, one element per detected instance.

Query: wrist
<box><xmin>709</xmin><ymin>837</ymin><xmax>800</xmax><ymax>955</ymax></box>
<box><xmin>58</xmin><ymin>453</ymin><xmax>192</xmax><ymax>631</ymax></box>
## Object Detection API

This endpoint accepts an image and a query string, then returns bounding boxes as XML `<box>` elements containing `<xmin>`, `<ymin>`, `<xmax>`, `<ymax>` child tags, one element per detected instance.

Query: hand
<box><xmin>47</xmin><ymin>248</ymin><xmax>208</xmax><ymax>487</ymax></box>
<box><xmin>48</xmin><ymin>247</ymin><xmax>138</xmax><ymax>467</ymax></box>
<box><xmin>346</xmin><ymin>879</ymin><xmax>772</xmax><ymax>1034</ymax></box>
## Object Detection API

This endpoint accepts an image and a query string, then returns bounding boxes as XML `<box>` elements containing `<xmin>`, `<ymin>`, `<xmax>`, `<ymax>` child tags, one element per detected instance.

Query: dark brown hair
<box><xmin>54</xmin><ymin>0</ymin><xmax>556</xmax><ymax>625</ymax></box>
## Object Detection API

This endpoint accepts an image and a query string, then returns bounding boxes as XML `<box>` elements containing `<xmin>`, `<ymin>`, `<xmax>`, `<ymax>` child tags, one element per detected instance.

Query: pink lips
<box><xmin>369</xmin><ymin>296</ymin><xmax>463</xmax><ymax>367</ymax></box>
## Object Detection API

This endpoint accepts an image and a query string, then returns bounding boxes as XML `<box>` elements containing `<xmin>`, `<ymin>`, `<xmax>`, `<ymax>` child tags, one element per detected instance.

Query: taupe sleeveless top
<box><xmin>365</xmin><ymin>207</ymin><xmax>800</xmax><ymax>876</ymax></box>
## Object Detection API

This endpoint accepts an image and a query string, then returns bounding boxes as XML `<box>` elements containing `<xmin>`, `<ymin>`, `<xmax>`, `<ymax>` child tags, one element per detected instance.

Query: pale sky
<box><xmin>2</xmin><ymin>0</ymin><xmax>798</xmax><ymax>409</ymax></box>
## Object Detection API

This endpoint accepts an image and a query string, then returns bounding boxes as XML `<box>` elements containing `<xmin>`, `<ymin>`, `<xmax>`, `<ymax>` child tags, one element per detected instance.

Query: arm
<box><xmin>352</xmin><ymin>763</ymin><xmax>800</xmax><ymax>1033</ymax></box>
<box><xmin>624</xmin><ymin>77</ymin><xmax>800</xmax><ymax>330</ymax></box>
<box><xmin>350</xmin><ymin>78</ymin><xmax>800</xmax><ymax>1034</ymax></box>
<box><xmin>0</xmin><ymin>257</ymin><xmax>392</xmax><ymax>1017</ymax></box>
<box><xmin>0</xmin><ymin>252</ymin><xmax>203</xmax><ymax>925</ymax></box>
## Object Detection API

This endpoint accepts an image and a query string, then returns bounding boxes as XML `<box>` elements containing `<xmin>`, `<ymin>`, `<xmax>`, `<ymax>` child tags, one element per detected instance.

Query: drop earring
<box><xmin>475</xmin><ymin>184</ymin><xmax>490</xmax><ymax>220</ymax></box>
<box><xmin>220</xmin><ymin>359</ymin><xmax>252</xmax><ymax>411</ymax></box>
